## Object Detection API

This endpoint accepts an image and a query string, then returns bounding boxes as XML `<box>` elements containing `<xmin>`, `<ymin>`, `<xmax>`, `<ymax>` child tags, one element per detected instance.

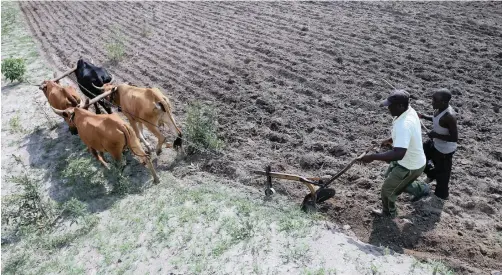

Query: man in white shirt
<box><xmin>360</xmin><ymin>90</ymin><xmax>430</xmax><ymax>220</ymax></box>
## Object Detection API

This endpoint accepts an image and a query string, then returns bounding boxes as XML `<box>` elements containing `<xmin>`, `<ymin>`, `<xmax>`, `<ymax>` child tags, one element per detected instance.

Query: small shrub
<box><xmin>185</xmin><ymin>101</ymin><xmax>223</xmax><ymax>154</ymax></box>
<box><xmin>105</xmin><ymin>30</ymin><xmax>125</xmax><ymax>62</ymax></box>
<box><xmin>58</xmin><ymin>198</ymin><xmax>88</xmax><ymax>221</ymax></box>
<box><xmin>1</xmin><ymin>57</ymin><xmax>26</xmax><ymax>82</ymax></box>
<box><xmin>2</xmin><ymin>174</ymin><xmax>56</xmax><ymax>230</ymax></box>
<box><xmin>61</xmin><ymin>156</ymin><xmax>103</xmax><ymax>187</ymax></box>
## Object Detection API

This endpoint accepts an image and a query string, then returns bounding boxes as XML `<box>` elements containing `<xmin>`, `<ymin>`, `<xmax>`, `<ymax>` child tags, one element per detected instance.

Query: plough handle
<box><xmin>322</xmin><ymin>144</ymin><xmax>376</xmax><ymax>187</ymax></box>
<box><xmin>252</xmin><ymin>170</ymin><xmax>319</xmax><ymax>185</ymax></box>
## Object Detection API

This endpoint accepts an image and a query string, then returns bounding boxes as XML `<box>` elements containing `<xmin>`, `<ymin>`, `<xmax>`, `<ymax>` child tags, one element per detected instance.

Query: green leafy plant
<box><xmin>185</xmin><ymin>101</ymin><xmax>223</xmax><ymax>154</ymax></box>
<box><xmin>1</xmin><ymin>57</ymin><xmax>26</xmax><ymax>82</ymax></box>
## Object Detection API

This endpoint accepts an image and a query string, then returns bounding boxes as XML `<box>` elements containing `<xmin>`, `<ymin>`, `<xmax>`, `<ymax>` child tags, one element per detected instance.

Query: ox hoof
<box><xmin>153</xmin><ymin>178</ymin><xmax>160</xmax><ymax>184</ymax></box>
<box><xmin>156</xmin><ymin>148</ymin><xmax>162</xmax><ymax>156</ymax></box>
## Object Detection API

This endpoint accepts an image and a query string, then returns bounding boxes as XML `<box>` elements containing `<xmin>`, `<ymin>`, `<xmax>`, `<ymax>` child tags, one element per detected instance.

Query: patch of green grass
<box><xmin>220</xmin><ymin>216</ymin><xmax>254</xmax><ymax>244</ymax></box>
<box><xmin>106</xmin><ymin>28</ymin><xmax>126</xmax><ymax>62</ymax></box>
<box><xmin>8</xmin><ymin>114</ymin><xmax>24</xmax><ymax>134</ymax></box>
<box><xmin>429</xmin><ymin>259</ymin><xmax>454</xmax><ymax>275</ymax></box>
<box><xmin>2</xmin><ymin>172</ymin><xmax>58</xmax><ymax>234</ymax></box>
<box><xmin>1</xmin><ymin>3</ymin><xmax>17</xmax><ymax>36</ymax></box>
<box><xmin>185</xmin><ymin>101</ymin><xmax>224</xmax><ymax>155</ymax></box>
<box><xmin>1</xmin><ymin>252</ymin><xmax>28</xmax><ymax>275</ymax></box>
<box><xmin>211</xmin><ymin>239</ymin><xmax>232</xmax><ymax>257</ymax></box>
<box><xmin>302</xmin><ymin>267</ymin><xmax>337</xmax><ymax>275</ymax></box>
<box><xmin>282</xmin><ymin>241</ymin><xmax>311</xmax><ymax>265</ymax></box>
<box><xmin>278</xmin><ymin>207</ymin><xmax>311</xmax><ymax>237</ymax></box>
<box><xmin>39</xmin><ymin>215</ymin><xmax>99</xmax><ymax>250</ymax></box>
<box><xmin>370</xmin><ymin>262</ymin><xmax>380</xmax><ymax>275</ymax></box>
<box><xmin>1</xmin><ymin>57</ymin><xmax>26</xmax><ymax>82</ymax></box>
<box><xmin>382</xmin><ymin>246</ymin><xmax>391</xmax><ymax>256</ymax></box>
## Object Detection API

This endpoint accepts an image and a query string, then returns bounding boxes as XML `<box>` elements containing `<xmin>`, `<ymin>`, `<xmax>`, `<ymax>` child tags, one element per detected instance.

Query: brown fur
<box><xmin>61</xmin><ymin>107</ymin><xmax>159</xmax><ymax>183</ymax></box>
<box><xmin>41</xmin><ymin>80</ymin><xmax>81</xmax><ymax>127</ymax></box>
<box><xmin>102</xmin><ymin>83</ymin><xmax>182</xmax><ymax>155</ymax></box>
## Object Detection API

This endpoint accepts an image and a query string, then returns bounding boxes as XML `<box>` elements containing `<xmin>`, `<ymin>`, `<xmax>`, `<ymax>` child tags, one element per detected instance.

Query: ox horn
<box><xmin>78</xmin><ymin>97</ymin><xmax>89</xmax><ymax>109</ymax></box>
<box><xmin>51</xmin><ymin>65</ymin><xmax>78</xmax><ymax>83</ymax></box>
<box><xmin>91</xmin><ymin>82</ymin><xmax>105</xmax><ymax>90</ymax></box>
<box><xmin>86</xmin><ymin>89</ymin><xmax>115</xmax><ymax>106</ymax></box>
<box><xmin>51</xmin><ymin>106</ymin><xmax>66</xmax><ymax>116</ymax></box>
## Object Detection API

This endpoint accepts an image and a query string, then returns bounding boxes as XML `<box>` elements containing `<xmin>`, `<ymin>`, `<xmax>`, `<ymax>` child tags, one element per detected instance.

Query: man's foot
<box><xmin>411</xmin><ymin>184</ymin><xmax>430</xmax><ymax>202</ymax></box>
<box><xmin>392</xmin><ymin>217</ymin><xmax>414</xmax><ymax>225</ymax></box>
<box><xmin>371</xmin><ymin>208</ymin><xmax>390</xmax><ymax>216</ymax></box>
<box><xmin>434</xmin><ymin>193</ymin><xmax>449</xmax><ymax>200</ymax></box>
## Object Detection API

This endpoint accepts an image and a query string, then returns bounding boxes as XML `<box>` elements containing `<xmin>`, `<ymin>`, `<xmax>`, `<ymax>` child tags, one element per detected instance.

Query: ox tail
<box><xmin>120</xmin><ymin>123</ymin><xmax>160</xmax><ymax>184</ymax></box>
<box><xmin>120</xmin><ymin>124</ymin><xmax>148</xmax><ymax>157</ymax></box>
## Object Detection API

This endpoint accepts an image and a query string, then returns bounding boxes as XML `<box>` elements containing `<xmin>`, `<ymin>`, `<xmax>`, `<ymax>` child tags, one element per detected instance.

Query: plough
<box><xmin>253</xmin><ymin>145</ymin><xmax>376</xmax><ymax>212</ymax></box>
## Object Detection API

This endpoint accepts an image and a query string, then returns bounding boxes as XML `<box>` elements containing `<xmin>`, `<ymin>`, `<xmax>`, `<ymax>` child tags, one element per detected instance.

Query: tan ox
<box><xmin>93</xmin><ymin>83</ymin><xmax>182</xmax><ymax>155</ymax></box>
<box><xmin>51</xmin><ymin>99</ymin><xmax>160</xmax><ymax>184</ymax></box>
<box><xmin>39</xmin><ymin>78</ymin><xmax>81</xmax><ymax>134</ymax></box>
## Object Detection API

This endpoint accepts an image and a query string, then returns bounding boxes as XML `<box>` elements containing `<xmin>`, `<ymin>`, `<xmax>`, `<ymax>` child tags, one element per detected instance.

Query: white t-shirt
<box><xmin>391</xmin><ymin>107</ymin><xmax>426</xmax><ymax>170</ymax></box>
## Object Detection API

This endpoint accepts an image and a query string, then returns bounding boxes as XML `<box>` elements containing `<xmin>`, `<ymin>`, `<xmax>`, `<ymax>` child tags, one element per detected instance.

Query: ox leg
<box><xmin>136</xmin><ymin>122</ymin><xmax>153</xmax><ymax>153</ymax></box>
<box><xmin>144</xmin><ymin>123</ymin><xmax>167</xmax><ymax>156</ymax></box>
<box><xmin>99</xmin><ymin>100</ymin><xmax>112</xmax><ymax>114</ymax></box>
<box><xmin>93</xmin><ymin>103</ymin><xmax>102</xmax><ymax>114</ymax></box>
<box><xmin>109</xmin><ymin>150</ymin><xmax>125</xmax><ymax>170</ymax></box>
<box><xmin>89</xmin><ymin>147</ymin><xmax>109</xmax><ymax>169</ymax></box>
<box><xmin>143</xmin><ymin>156</ymin><xmax>160</xmax><ymax>184</ymax></box>
<box><xmin>125</xmin><ymin>115</ymin><xmax>152</xmax><ymax>153</ymax></box>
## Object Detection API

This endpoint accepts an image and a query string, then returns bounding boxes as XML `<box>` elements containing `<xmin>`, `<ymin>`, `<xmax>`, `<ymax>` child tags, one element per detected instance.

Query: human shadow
<box><xmin>367</xmin><ymin>197</ymin><xmax>445</xmax><ymax>254</ymax></box>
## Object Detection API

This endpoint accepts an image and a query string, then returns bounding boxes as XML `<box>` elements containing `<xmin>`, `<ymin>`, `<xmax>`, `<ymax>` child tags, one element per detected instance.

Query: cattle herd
<box><xmin>39</xmin><ymin>59</ymin><xmax>183</xmax><ymax>184</ymax></box>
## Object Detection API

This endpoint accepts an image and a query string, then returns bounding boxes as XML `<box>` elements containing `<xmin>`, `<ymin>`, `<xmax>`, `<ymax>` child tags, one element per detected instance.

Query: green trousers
<box><xmin>381</xmin><ymin>161</ymin><xmax>426</xmax><ymax>217</ymax></box>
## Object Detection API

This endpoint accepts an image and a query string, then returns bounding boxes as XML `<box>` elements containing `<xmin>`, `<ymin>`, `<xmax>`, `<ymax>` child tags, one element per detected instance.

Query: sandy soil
<box><xmin>16</xmin><ymin>1</ymin><xmax>502</xmax><ymax>274</ymax></box>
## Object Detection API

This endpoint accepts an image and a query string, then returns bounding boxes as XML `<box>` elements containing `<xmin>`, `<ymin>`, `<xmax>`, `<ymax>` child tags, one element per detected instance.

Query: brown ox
<box><xmin>51</xmin><ymin>99</ymin><xmax>160</xmax><ymax>184</ymax></box>
<box><xmin>39</xmin><ymin>77</ymin><xmax>81</xmax><ymax>134</ymax></box>
<box><xmin>93</xmin><ymin>83</ymin><xmax>182</xmax><ymax>155</ymax></box>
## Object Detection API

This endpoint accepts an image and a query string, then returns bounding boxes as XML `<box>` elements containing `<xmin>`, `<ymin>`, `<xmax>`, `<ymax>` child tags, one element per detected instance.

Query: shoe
<box><xmin>371</xmin><ymin>208</ymin><xmax>390</xmax><ymax>216</ymax></box>
<box><xmin>411</xmin><ymin>184</ymin><xmax>431</xmax><ymax>202</ymax></box>
<box><xmin>434</xmin><ymin>193</ymin><xmax>449</xmax><ymax>200</ymax></box>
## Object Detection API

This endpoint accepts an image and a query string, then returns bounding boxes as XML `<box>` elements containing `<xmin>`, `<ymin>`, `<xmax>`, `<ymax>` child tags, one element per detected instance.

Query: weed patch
<box><xmin>184</xmin><ymin>101</ymin><xmax>223</xmax><ymax>155</ymax></box>
<box><xmin>105</xmin><ymin>28</ymin><xmax>126</xmax><ymax>62</ymax></box>
<box><xmin>8</xmin><ymin>114</ymin><xmax>24</xmax><ymax>134</ymax></box>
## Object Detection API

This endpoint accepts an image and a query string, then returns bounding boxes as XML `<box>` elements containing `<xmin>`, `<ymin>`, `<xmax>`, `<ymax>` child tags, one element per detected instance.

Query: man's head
<box><xmin>381</xmin><ymin>89</ymin><xmax>409</xmax><ymax>117</ymax></box>
<box><xmin>432</xmin><ymin>88</ymin><xmax>452</xmax><ymax>110</ymax></box>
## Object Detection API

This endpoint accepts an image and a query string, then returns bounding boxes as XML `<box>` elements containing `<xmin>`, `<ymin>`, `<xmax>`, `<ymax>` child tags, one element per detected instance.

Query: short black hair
<box><xmin>434</xmin><ymin>88</ymin><xmax>452</xmax><ymax>102</ymax></box>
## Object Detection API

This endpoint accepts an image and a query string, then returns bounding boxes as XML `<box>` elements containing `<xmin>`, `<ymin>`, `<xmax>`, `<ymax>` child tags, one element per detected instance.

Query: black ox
<box><xmin>75</xmin><ymin>59</ymin><xmax>114</xmax><ymax>114</ymax></box>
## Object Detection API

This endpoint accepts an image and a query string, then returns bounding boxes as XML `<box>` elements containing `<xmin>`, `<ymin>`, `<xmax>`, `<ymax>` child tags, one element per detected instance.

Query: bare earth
<box><xmin>16</xmin><ymin>1</ymin><xmax>502</xmax><ymax>274</ymax></box>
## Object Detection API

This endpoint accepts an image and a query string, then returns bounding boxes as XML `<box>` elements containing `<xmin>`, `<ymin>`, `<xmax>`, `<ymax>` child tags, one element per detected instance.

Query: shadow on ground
<box><xmin>368</xmin><ymin>198</ymin><xmax>445</xmax><ymax>254</ymax></box>
<box><xmin>21</xmin><ymin>119</ymin><xmax>154</xmax><ymax>213</ymax></box>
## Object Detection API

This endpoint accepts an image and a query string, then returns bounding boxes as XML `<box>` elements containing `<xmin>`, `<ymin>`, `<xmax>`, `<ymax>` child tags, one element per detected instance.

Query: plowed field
<box><xmin>20</xmin><ymin>2</ymin><xmax>502</xmax><ymax>274</ymax></box>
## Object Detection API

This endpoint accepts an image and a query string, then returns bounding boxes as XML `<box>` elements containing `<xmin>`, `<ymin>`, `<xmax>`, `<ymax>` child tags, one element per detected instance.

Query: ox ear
<box><xmin>155</xmin><ymin>102</ymin><xmax>166</xmax><ymax>112</ymax></box>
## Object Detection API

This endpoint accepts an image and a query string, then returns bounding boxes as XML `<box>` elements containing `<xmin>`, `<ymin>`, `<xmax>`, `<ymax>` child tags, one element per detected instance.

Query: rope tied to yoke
<box><xmin>61</xmin><ymin>73</ymin><xmax>216</xmax><ymax>154</ymax></box>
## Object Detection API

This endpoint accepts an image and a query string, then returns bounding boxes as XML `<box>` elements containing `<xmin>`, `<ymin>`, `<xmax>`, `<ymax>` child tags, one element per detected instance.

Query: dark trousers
<box><xmin>423</xmin><ymin>139</ymin><xmax>454</xmax><ymax>199</ymax></box>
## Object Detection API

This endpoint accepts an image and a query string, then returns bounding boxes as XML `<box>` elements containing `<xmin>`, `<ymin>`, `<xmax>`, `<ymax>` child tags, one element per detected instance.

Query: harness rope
<box><xmin>69</xmin><ymin>76</ymin><xmax>214</xmax><ymax>154</ymax></box>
